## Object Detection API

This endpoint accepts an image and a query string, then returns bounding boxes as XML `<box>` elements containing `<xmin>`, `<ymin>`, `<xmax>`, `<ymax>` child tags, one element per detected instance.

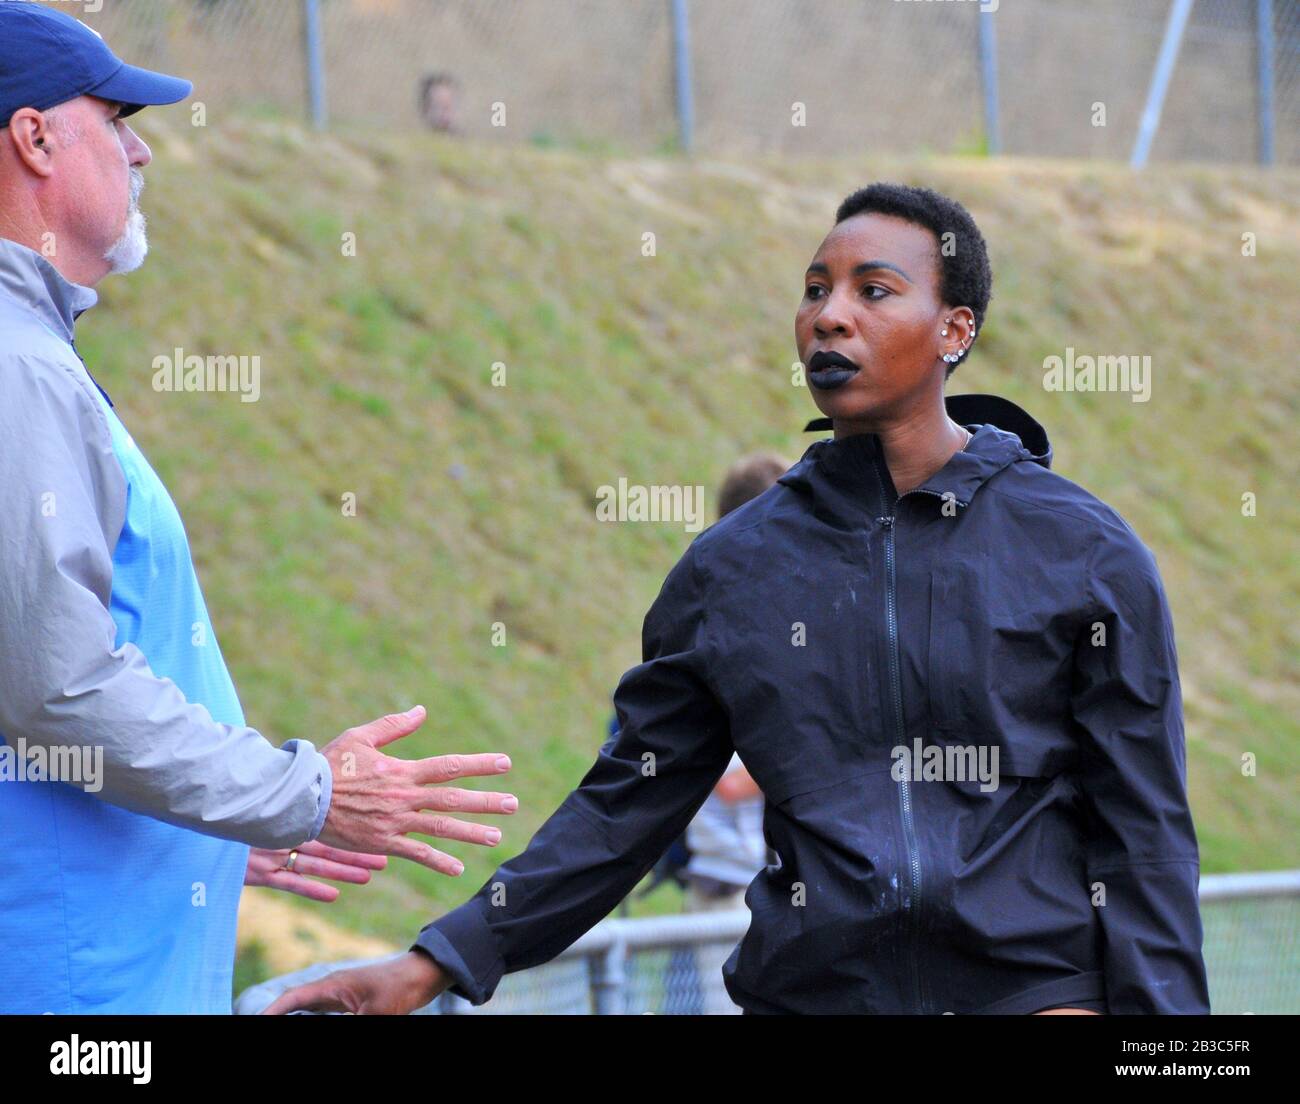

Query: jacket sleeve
<box><xmin>1070</xmin><ymin>519</ymin><xmax>1210</xmax><ymax>1013</ymax></box>
<box><xmin>411</xmin><ymin>541</ymin><xmax>734</xmax><ymax>1004</ymax></box>
<box><xmin>0</xmin><ymin>353</ymin><xmax>331</xmax><ymax>849</ymax></box>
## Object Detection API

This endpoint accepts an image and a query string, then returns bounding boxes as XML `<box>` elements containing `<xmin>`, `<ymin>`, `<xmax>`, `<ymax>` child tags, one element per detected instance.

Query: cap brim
<box><xmin>87</xmin><ymin>61</ymin><xmax>192</xmax><ymax>117</ymax></box>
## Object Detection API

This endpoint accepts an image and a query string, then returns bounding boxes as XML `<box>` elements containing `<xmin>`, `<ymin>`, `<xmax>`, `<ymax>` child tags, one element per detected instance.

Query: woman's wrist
<box><xmin>401</xmin><ymin>948</ymin><xmax>450</xmax><ymax>1006</ymax></box>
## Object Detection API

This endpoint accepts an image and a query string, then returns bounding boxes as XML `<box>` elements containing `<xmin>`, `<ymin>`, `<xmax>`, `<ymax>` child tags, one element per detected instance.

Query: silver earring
<box><xmin>940</xmin><ymin>328</ymin><xmax>948</xmax><ymax>336</ymax></box>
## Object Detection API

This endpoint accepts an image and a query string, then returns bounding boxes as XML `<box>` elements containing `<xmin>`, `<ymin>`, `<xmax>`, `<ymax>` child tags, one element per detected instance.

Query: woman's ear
<box><xmin>939</xmin><ymin>306</ymin><xmax>977</xmax><ymax>366</ymax></box>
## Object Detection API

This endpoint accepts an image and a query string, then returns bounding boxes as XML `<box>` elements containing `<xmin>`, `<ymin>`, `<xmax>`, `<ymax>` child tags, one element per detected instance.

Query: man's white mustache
<box><xmin>127</xmin><ymin>168</ymin><xmax>145</xmax><ymax>212</ymax></box>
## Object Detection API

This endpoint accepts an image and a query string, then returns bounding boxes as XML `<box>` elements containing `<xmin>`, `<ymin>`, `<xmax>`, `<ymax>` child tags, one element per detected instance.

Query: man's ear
<box><xmin>6</xmin><ymin>108</ymin><xmax>57</xmax><ymax>178</ymax></box>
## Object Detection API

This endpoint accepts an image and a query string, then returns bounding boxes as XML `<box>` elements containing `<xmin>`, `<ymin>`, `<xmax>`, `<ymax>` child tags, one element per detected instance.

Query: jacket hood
<box><xmin>782</xmin><ymin>394</ymin><xmax>1052</xmax><ymax>516</ymax></box>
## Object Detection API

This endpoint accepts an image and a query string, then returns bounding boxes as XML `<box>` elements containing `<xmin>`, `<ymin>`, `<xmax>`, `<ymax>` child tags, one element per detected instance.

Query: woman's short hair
<box><xmin>834</xmin><ymin>183</ymin><xmax>992</xmax><ymax>378</ymax></box>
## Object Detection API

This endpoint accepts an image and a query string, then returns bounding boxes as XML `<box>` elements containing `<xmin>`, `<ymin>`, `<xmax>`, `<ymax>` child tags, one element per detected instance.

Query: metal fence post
<box><xmin>1131</xmin><ymin>0</ymin><xmax>1195</xmax><ymax>168</ymax></box>
<box><xmin>303</xmin><ymin>0</ymin><xmax>328</xmax><ymax>130</ymax></box>
<box><xmin>590</xmin><ymin>940</ymin><xmax>627</xmax><ymax>1015</ymax></box>
<box><xmin>1257</xmin><ymin>0</ymin><xmax>1275</xmax><ymax>165</ymax></box>
<box><xmin>978</xmin><ymin>7</ymin><xmax>1001</xmax><ymax>155</ymax></box>
<box><xmin>670</xmin><ymin>0</ymin><xmax>695</xmax><ymax>154</ymax></box>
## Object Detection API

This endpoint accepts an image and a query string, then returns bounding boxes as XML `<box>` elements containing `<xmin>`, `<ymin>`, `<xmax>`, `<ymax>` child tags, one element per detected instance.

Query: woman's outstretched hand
<box><xmin>261</xmin><ymin>951</ymin><xmax>449</xmax><ymax>1015</ymax></box>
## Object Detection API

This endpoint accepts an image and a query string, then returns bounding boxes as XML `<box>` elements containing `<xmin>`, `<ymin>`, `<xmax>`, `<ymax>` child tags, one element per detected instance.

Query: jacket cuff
<box><xmin>411</xmin><ymin>899</ymin><xmax>503</xmax><ymax>1006</ymax></box>
<box><xmin>303</xmin><ymin>746</ymin><xmax>333</xmax><ymax>842</ymax></box>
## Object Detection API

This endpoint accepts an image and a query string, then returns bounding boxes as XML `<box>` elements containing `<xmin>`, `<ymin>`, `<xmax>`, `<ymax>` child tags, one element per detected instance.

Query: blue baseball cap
<box><xmin>0</xmin><ymin>2</ymin><xmax>192</xmax><ymax>128</ymax></box>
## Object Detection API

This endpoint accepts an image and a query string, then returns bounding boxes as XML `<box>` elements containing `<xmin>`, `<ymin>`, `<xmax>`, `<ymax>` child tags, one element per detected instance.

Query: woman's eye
<box><xmin>804</xmin><ymin>285</ymin><xmax>825</xmax><ymax>300</ymax></box>
<box><xmin>862</xmin><ymin>285</ymin><xmax>890</xmax><ymax>301</ymax></box>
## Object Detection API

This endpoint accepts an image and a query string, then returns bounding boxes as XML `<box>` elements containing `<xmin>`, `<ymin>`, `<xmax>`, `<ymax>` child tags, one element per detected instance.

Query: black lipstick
<box><xmin>807</xmin><ymin>350</ymin><xmax>860</xmax><ymax>391</ymax></box>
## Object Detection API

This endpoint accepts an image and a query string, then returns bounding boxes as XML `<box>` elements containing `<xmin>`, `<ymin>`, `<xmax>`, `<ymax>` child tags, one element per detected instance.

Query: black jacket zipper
<box><xmin>877</xmin><ymin>510</ymin><xmax>925</xmax><ymax>1013</ymax></box>
<box><xmin>868</xmin><ymin>450</ymin><xmax>923</xmax><ymax>1012</ymax></box>
<box><xmin>873</xmin><ymin>459</ymin><xmax>962</xmax><ymax>1013</ymax></box>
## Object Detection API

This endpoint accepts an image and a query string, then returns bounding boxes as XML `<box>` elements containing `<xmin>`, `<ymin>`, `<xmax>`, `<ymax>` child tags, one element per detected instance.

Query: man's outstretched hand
<box><xmin>316</xmin><ymin>705</ymin><xmax>517</xmax><ymax>875</ymax></box>
<box><xmin>261</xmin><ymin>951</ymin><xmax>450</xmax><ymax>1016</ymax></box>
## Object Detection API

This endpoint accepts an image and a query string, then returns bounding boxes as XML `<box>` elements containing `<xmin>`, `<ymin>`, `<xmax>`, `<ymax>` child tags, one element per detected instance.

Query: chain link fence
<box><xmin>235</xmin><ymin>871</ymin><xmax>1300</xmax><ymax>1014</ymax></box>
<box><xmin>31</xmin><ymin>0</ymin><xmax>1300</xmax><ymax>163</ymax></box>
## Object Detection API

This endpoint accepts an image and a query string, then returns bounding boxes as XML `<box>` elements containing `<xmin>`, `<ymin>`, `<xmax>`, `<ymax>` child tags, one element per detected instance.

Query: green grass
<box><xmin>77</xmin><ymin>114</ymin><xmax>1300</xmax><ymax>945</ymax></box>
<box><xmin>232</xmin><ymin>939</ymin><xmax>272</xmax><ymax>996</ymax></box>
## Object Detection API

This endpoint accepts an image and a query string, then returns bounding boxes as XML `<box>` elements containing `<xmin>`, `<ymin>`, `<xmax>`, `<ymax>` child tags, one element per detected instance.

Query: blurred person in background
<box><xmin>618</xmin><ymin>454</ymin><xmax>785</xmax><ymax>1013</ymax></box>
<box><xmin>677</xmin><ymin>455</ymin><xmax>784</xmax><ymax>1013</ymax></box>
<box><xmin>419</xmin><ymin>72</ymin><xmax>462</xmax><ymax>135</ymax></box>
<box><xmin>0</xmin><ymin>3</ymin><xmax>515</xmax><ymax>1014</ymax></box>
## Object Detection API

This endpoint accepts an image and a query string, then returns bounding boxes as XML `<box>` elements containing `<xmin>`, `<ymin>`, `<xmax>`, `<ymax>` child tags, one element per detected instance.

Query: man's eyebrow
<box><xmin>805</xmin><ymin>259</ymin><xmax>914</xmax><ymax>283</ymax></box>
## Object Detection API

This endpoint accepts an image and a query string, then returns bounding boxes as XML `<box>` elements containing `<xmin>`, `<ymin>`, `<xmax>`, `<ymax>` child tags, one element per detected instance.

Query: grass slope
<box><xmin>74</xmin><ymin>115</ymin><xmax>1299</xmax><ymax>956</ymax></box>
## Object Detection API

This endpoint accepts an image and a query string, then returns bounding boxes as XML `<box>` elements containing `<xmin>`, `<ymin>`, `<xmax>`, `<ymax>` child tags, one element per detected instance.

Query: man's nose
<box><xmin>122</xmin><ymin>124</ymin><xmax>152</xmax><ymax>168</ymax></box>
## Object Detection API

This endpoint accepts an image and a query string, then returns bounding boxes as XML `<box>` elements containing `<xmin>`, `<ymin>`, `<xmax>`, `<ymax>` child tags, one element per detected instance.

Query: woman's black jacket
<box><xmin>415</xmin><ymin>394</ymin><xmax>1211</xmax><ymax>1015</ymax></box>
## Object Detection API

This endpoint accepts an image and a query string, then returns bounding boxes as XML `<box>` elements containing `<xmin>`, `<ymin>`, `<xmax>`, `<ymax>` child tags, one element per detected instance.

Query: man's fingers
<box><xmin>404</xmin><ymin>812</ymin><xmax>503</xmax><ymax>848</ymax></box>
<box><xmin>407</xmin><ymin>751</ymin><xmax>512</xmax><ymax>785</ymax></box>
<box><xmin>409</xmin><ymin>787</ymin><xmax>518</xmax><ymax>816</ymax></box>
<box><xmin>388</xmin><ymin>835</ymin><xmax>465</xmax><ymax>876</ymax></box>
<box><xmin>362</xmin><ymin>705</ymin><xmax>427</xmax><ymax>750</ymax></box>
<box><xmin>262</xmin><ymin>978</ymin><xmax>351</xmax><ymax>1015</ymax></box>
<box><xmin>285</xmin><ymin>854</ymin><xmax>374</xmax><ymax>884</ymax></box>
<box><xmin>297</xmin><ymin>840</ymin><xmax>388</xmax><ymax>870</ymax></box>
<box><xmin>262</xmin><ymin>870</ymin><xmax>342</xmax><ymax>903</ymax></box>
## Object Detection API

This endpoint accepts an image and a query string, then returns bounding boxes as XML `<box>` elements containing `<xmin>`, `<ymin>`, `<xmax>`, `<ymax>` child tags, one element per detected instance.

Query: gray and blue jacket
<box><xmin>0</xmin><ymin>238</ymin><xmax>331</xmax><ymax>1013</ymax></box>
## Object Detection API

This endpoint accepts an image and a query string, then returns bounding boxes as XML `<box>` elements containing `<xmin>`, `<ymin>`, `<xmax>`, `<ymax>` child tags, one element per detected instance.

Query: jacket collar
<box><xmin>782</xmin><ymin>394</ymin><xmax>1052</xmax><ymax>516</ymax></box>
<box><xmin>0</xmin><ymin>237</ymin><xmax>98</xmax><ymax>345</ymax></box>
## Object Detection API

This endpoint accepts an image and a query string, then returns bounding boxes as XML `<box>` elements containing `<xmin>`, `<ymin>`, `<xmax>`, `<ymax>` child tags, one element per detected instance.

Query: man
<box><xmin>418</xmin><ymin>72</ymin><xmax>461</xmax><ymax>135</ymax></box>
<box><xmin>0</xmin><ymin>4</ymin><xmax>516</xmax><ymax>1014</ymax></box>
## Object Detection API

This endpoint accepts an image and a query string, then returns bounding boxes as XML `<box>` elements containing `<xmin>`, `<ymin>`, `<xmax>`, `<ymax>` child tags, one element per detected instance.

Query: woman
<box><xmin>268</xmin><ymin>184</ymin><xmax>1210</xmax><ymax>1015</ymax></box>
